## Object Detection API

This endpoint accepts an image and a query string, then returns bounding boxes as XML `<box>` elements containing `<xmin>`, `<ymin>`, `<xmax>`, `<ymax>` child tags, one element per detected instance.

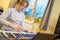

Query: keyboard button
<box><xmin>6</xmin><ymin>32</ymin><xmax>14</xmax><ymax>38</ymax></box>
<box><xmin>10</xmin><ymin>33</ymin><xmax>16</xmax><ymax>38</ymax></box>
<box><xmin>1</xmin><ymin>32</ymin><xmax>9</xmax><ymax>38</ymax></box>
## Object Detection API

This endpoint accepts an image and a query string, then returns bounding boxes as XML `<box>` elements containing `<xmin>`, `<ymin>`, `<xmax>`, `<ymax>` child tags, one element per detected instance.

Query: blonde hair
<box><xmin>17</xmin><ymin>0</ymin><xmax>29</xmax><ymax>8</ymax></box>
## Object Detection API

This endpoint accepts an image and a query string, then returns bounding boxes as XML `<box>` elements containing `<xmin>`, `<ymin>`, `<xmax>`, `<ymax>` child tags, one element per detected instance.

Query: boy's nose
<box><xmin>21</xmin><ymin>6</ymin><xmax>24</xmax><ymax>10</ymax></box>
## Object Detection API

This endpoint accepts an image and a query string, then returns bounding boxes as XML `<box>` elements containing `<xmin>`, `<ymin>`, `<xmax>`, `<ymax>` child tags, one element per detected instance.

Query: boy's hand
<box><xmin>9</xmin><ymin>23</ymin><xmax>22</xmax><ymax>32</ymax></box>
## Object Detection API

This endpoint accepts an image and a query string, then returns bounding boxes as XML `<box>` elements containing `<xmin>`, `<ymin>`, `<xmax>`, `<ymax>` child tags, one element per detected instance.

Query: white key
<box><xmin>2</xmin><ymin>32</ymin><xmax>9</xmax><ymax>37</ymax></box>
<box><xmin>10</xmin><ymin>32</ymin><xmax>16</xmax><ymax>38</ymax></box>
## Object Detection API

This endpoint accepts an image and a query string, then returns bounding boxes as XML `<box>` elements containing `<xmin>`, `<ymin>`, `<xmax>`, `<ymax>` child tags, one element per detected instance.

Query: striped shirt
<box><xmin>0</xmin><ymin>8</ymin><xmax>26</xmax><ymax>31</ymax></box>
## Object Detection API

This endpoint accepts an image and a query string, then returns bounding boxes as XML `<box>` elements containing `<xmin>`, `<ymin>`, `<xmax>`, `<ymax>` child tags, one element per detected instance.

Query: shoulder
<box><xmin>7</xmin><ymin>8</ymin><xmax>15</xmax><ymax>11</ymax></box>
<box><xmin>9</xmin><ymin>8</ymin><xmax>15</xmax><ymax>10</ymax></box>
<box><xmin>5</xmin><ymin>8</ymin><xmax>13</xmax><ymax>11</ymax></box>
<box><xmin>6</xmin><ymin>8</ymin><xmax>16</xmax><ymax>13</ymax></box>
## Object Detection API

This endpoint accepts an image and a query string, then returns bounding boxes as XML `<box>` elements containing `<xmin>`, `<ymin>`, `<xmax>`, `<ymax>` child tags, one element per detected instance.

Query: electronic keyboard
<box><xmin>0</xmin><ymin>30</ymin><xmax>35</xmax><ymax>40</ymax></box>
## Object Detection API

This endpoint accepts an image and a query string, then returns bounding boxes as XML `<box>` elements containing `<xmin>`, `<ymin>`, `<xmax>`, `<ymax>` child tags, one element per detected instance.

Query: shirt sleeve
<box><xmin>21</xmin><ymin>13</ymin><xmax>26</xmax><ymax>30</ymax></box>
<box><xmin>0</xmin><ymin>8</ymin><xmax>11</xmax><ymax>26</ymax></box>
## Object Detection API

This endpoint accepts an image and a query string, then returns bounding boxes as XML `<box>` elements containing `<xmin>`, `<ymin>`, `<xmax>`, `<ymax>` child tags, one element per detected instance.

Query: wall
<box><xmin>8</xmin><ymin>0</ymin><xmax>17</xmax><ymax>8</ymax></box>
<box><xmin>0</xmin><ymin>0</ymin><xmax>10</xmax><ymax>11</ymax></box>
<box><xmin>40</xmin><ymin>0</ymin><xmax>60</xmax><ymax>34</ymax></box>
<box><xmin>46</xmin><ymin>0</ymin><xmax>60</xmax><ymax>34</ymax></box>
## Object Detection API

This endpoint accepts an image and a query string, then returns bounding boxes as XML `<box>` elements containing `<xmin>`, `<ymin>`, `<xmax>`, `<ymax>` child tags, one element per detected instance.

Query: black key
<box><xmin>6</xmin><ymin>32</ymin><xmax>14</xmax><ymax>38</ymax></box>
<box><xmin>0</xmin><ymin>32</ymin><xmax>6</xmax><ymax>38</ymax></box>
<box><xmin>10</xmin><ymin>33</ymin><xmax>16</xmax><ymax>38</ymax></box>
<box><xmin>1</xmin><ymin>32</ymin><xmax>8</xmax><ymax>38</ymax></box>
<box><xmin>13</xmin><ymin>33</ymin><xmax>23</xmax><ymax>38</ymax></box>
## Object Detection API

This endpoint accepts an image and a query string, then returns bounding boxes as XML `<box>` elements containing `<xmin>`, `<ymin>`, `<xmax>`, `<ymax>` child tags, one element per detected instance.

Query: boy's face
<box><xmin>17</xmin><ymin>2</ymin><xmax>28</xmax><ymax>11</ymax></box>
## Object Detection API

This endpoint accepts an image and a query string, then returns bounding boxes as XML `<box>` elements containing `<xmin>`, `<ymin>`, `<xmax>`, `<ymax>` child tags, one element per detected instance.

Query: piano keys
<box><xmin>0</xmin><ymin>31</ymin><xmax>35</xmax><ymax>40</ymax></box>
<box><xmin>6</xmin><ymin>32</ymin><xmax>15</xmax><ymax>38</ymax></box>
<box><xmin>1</xmin><ymin>32</ymin><xmax>9</xmax><ymax>38</ymax></box>
<box><xmin>0</xmin><ymin>32</ymin><xmax>6</xmax><ymax>38</ymax></box>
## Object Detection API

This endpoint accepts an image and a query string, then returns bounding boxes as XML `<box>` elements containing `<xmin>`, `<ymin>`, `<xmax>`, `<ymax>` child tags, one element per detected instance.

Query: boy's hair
<box><xmin>17</xmin><ymin>0</ymin><xmax>29</xmax><ymax>8</ymax></box>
